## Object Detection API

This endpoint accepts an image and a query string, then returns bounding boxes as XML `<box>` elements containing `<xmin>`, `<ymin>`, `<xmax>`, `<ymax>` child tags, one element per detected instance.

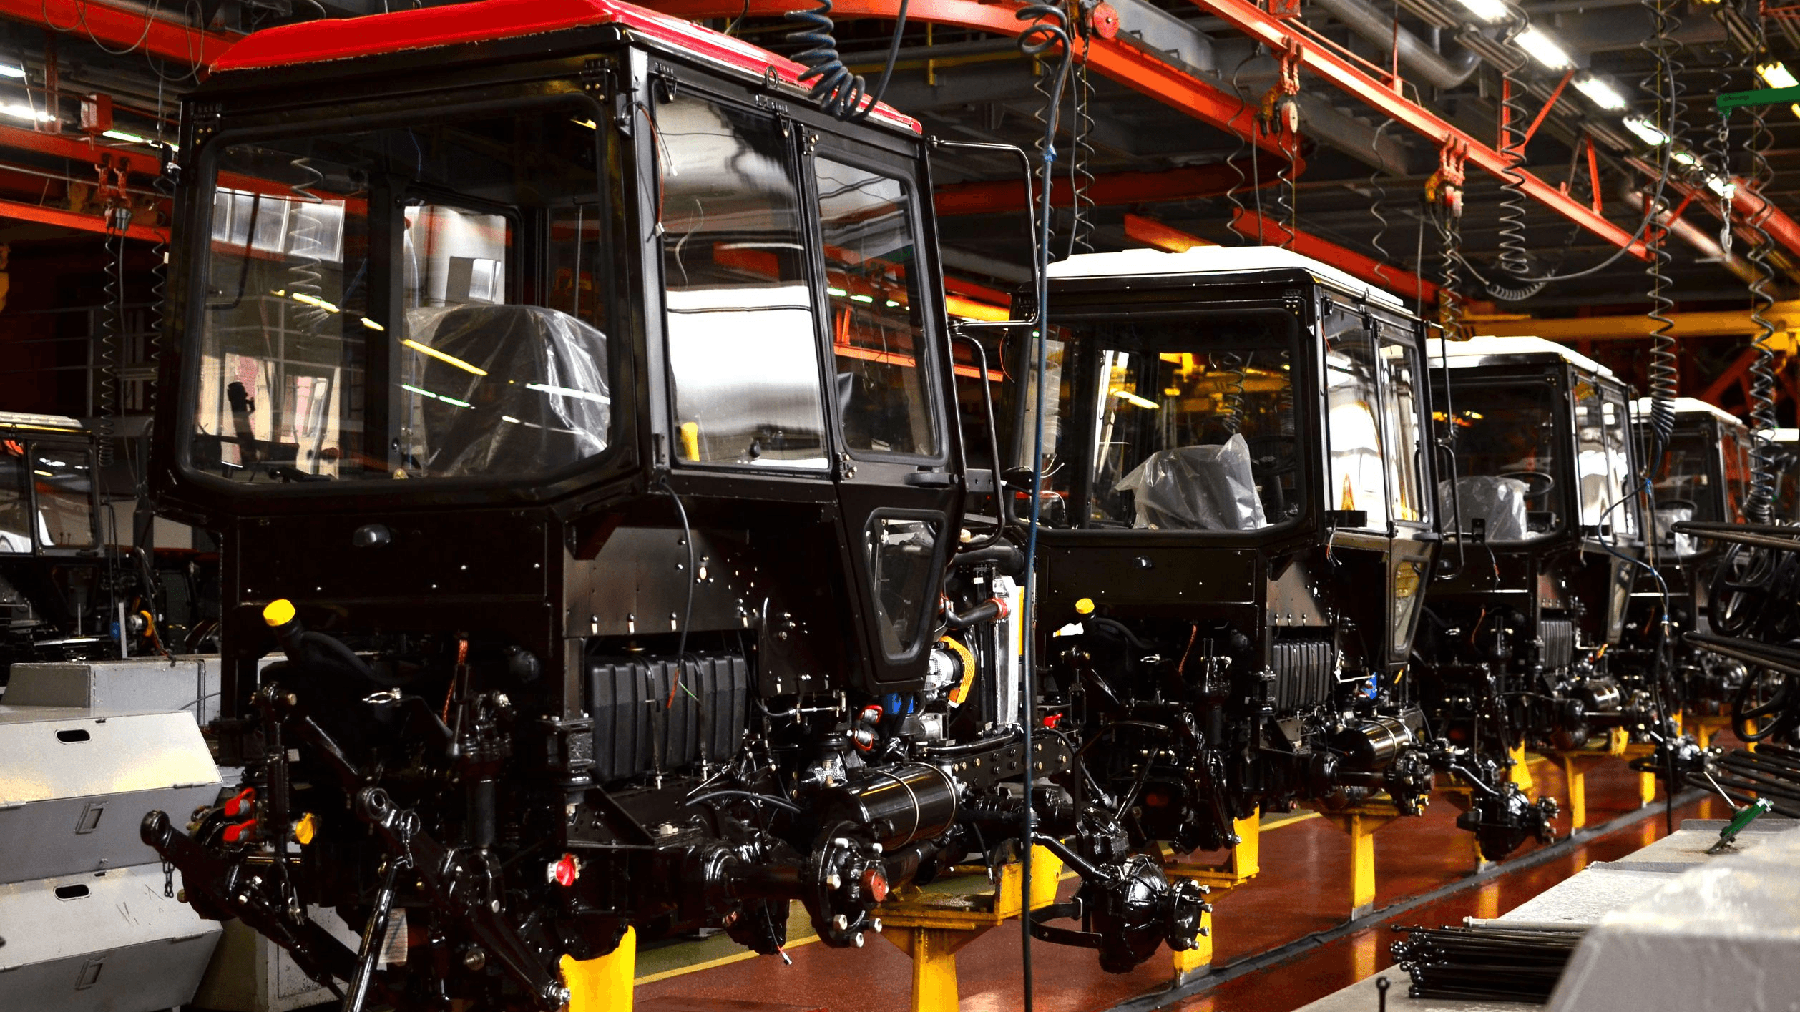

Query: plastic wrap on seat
<box><xmin>1115</xmin><ymin>434</ymin><xmax>1267</xmax><ymax>531</ymax></box>
<box><xmin>1441</xmin><ymin>476</ymin><xmax>1529</xmax><ymax>541</ymax></box>
<box><xmin>1653</xmin><ymin>504</ymin><xmax>1697</xmax><ymax>556</ymax></box>
<box><xmin>405</xmin><ymin>305</ymin><xmax>609</xmax><ymax>477</ymax></box>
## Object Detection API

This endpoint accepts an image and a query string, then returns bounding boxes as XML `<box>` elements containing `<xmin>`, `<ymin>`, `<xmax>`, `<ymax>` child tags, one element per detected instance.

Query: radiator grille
<box><xmin>1541</xmin><ymin>618</ymin><xmax>1575</xmax><ymax>670</ymax></box>
<box><xmin>1270</xmin><ymin>639</ymin><xmax>1334</xmax><ymax>712</ymax></box>
<box><xmin>587</xmin><ymin>654</ymin><xmax>749</xmax><ymax>782</ymax></box>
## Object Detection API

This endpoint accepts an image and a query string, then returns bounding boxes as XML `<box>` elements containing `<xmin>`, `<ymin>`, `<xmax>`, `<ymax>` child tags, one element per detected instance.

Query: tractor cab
<box><xmin>1624</xmin><ymin>397</ymin><xmax>1753</xmax><ymax>717</ymax></box>
<box><xmin>1419</xmin><ymin>337</ymin><xmax>1644</xmax><ymax>793</ymax></box>
<box><xmin>0</xmin><ymin>412</ymin><xmax>175</xmax><ymax>677</ymax></box>
<box><xmin>1007</xmin><ymin>246</ymin><xmax>1442</xmax><ymax>853</ymax></box>
<box><xmin>142</xmin><ymin>2</ymin><xmax>1204</xmax><ymax>1006</ymax></box>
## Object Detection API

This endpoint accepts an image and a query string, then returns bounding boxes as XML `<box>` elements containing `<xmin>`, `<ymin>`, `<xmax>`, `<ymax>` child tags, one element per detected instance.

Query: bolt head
<box><xmin>854</xmin><ymin>932</ymin><xmax>865</xmax><ymax>947</ymax></box>
<box><xmin>832</xmin><ymin>914</ymin><xmax>848</xmax><ymax>931</ymax></box>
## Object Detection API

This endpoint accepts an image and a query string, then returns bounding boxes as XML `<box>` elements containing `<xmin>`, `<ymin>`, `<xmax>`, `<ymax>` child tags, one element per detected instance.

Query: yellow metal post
<box><xmin>1348</xmin><ymin>812</ymin><xmax>1377</xmax><ymax>917</ymax></box>
<box><xmin>1561</xmin><ymin>754</ymin><xmax>1588</xmax><ymax>830</ymax></box>
<box><xmin>1508</xmin><ymin>744</ymin><xmax>1534</xmax><ymax>792</ymax></box>
<box><xmin>878</xmin><ymin>844</ymin><xmax>1063</xmax><ymax>1012</ymax></box>
<box><xmin>563</xmin><ymin>926</ymin><xmax>636</xmax><ymax>1012</ymax></box>
<box><xmin>1317</xmin><ymin>803</ymin><xmax>1401</xmax><ymax>919</ymax></box>
<box><xmin>1165</xmin><ymin>811</ymin><xmax>1260</xmax><ymax>979</ymax></box>
<box><xmin>886</xmin><ymin>928</ymin><xmax>971</xmax><ymax>1012</ymax></box>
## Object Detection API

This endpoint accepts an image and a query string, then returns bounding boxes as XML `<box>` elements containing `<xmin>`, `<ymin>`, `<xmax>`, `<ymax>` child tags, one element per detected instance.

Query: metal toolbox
<box><xmin>0</xmin><ymin>707</ymin><xmax>221</xmax><ymax>884</ymax></box>
<box><xmin>0</xmin><ymin>863</ymin><xmax>222</xmax><ymax>1012</ymax></box>
<box><xmin>5</xmin><ymin>658</ymin><xmax>223</xmax><ymax>723</ymax></box>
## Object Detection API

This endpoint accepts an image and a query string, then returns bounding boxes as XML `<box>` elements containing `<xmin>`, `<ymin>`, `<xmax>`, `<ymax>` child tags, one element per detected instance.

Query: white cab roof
<box><xmin>1630</xmin><ymin>397</ymin><xmax>1743</xmax><ymax>428</ymax></box>
<box><xmin>0</xmin><ymin>411</ymin><xmax>84</xmax><ymax>432</ymax></box>
<box><xmin>1436</xmin><ymin>335</ymin><xmax>1618</xmax><ymax>380</ymax></box>
<box><xmin>1048</xmin><ymin>246</ymin><xmax>1407</xmax><ymax>310</ymax></box>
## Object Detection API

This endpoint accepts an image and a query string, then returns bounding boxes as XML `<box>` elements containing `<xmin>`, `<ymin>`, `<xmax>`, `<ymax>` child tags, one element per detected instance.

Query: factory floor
<box><xmin>634</xmin><ymin>751</ymin><xmax>1730</xmax><ymax>1012</ymax></box>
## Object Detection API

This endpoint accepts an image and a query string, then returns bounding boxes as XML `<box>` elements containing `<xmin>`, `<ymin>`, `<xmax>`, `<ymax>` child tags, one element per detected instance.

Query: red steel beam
<box><xmin>643</xmin><ymin>0</ymin><xmax>1294</xmax><ymax>164</ymax></box>
<box><xmin>935</xmin><ymin>159</ymin><xmax>1266</xmax><ymax>216</ymax></box>
<box><xmin>0</xmin><ymin>194</ymin><xmax>165</xmax><ymax>241</ymax></box>
<box><xmin>0</xmin><ymin>0</ymin><xmax>237</xmax><ymax>66</ymax></box>
<box><xmin>1124</xmin><ymin>212</ymin><xmax>1216</xmax><ymax>251</ymax></box>
<box><xmin>1180</xmin><ymin>0</ymin><xmax>1647</xmax><ymax>259</ymax></box>
<box><xmin>1229</xmin><ymin>207</ymin><xmax>1438</xmax><ymax>303</ymax></box>
<box><xmin>0</xmin><ymin>122</ymin><xmax>163</xmax><ymax>177</ymax></box>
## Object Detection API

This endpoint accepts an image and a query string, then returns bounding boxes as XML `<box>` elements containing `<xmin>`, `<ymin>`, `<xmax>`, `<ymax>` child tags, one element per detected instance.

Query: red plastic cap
<box><xmin>1042</xmin><ymin>713</ymin><xmax>1062</xmax><ymax>729</ymax></box>
<box><xmin>553</xmin><ymin>853</ymin><xmax>580</xmax><ymax>887</ymax></box>
<box><xmin>224</xmin><ymin>787</ymin><xmax>256</xmax><ymax>818</ymax></box>
<box><xmin>224</xmin><ymin>819</ymin><xmax>258</xmax><ymax>843</ymax></box>
<box><xmin>861</xmin><ymin>868</ymin><xmax>890</xmax><ymax>903</ymax></box>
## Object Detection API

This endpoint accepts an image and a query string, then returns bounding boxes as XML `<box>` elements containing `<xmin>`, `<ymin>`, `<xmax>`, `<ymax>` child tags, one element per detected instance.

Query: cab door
<box><xmin>806</xmin><ymin>139</ymin><xmax>960</xmax><ymax>689</ymax></box>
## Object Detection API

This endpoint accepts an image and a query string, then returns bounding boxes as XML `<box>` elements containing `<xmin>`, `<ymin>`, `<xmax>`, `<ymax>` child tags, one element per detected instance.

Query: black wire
<box><xmin>1012</xmin><ymin>7</ymin><xmax>1073</xmax><ymax>1009</ymax></box>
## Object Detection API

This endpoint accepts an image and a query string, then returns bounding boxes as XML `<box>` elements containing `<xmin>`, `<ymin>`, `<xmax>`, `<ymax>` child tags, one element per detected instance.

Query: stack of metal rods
<box><xmin>1701</xmin><ymin>745</ymin><xmax>1800</xmax><ymax>817</ymax></box>
<box><xmin>1391</xmin><ymin>925</ymin><xmax>1587</xmax><ymax>1004</ymax></box>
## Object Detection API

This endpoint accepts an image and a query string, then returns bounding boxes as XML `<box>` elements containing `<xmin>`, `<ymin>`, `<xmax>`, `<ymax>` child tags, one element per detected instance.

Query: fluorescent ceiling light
<box><xmin>402</xmin><ymin>338</ymin><xmax>488</xmax><ymax>376</ymax></box>
<box><xmin>1623</xmin><ymin>116</ymin><xmax>1670</xmax><ymax>146</ymax></box>
<box><xmin>1515</xmin><ymin>27</ymin><xmax>1575</xmax><ymax>70</ymax></box>
<box><xmin>1452</xmin><ymin>0</ymin><xmax>1511</xmax><ymax>22</ymax></box>
<box><xmin>1759</xmin><ymin>62</ymin><xmax>1799</xmax><ymax>89</ymax></box>
<box><xmin>1705</xmin><ymin>174</ymin><xmax>1736</xmax><ymax>199</ymax></box>
<box><xmin>0</xmin><ymin>101</ymin><xmax>53</xmax><ymax>124</ymax></box>
<box><xmin>101</xmin><ymin>129</ymin><xmax>173</xmax><ymax>150</ymax></box>
<box><xmin>0</xmin><ymin>63</ymin><xmax>24</xmax><ymax>80</ymax></box>
<box><xmin>1672</xmin><ymin>150</ymin><xmax>1699</xmax><ymax>167</ymax></box>
<box><xmin>1575</xmin><ymin>76</ymin><xmax>1629</xmax><ymax>110</ymax></box>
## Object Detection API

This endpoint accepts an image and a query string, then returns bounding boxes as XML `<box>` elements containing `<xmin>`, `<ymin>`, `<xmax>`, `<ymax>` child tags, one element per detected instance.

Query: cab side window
<box><xmin>660</xmin><ymin>93</ymin><xmax>828</xmax><ymax>469</ymax></box>
<box><xmin>1324</xmin><ymin>313</ymin><xmax>1388</xmax><ymax>529</ymax></box>
<box><xmin>814</xmin><ymin>156</ymin><xmax>938</xmax><ymax>459</ymax></box>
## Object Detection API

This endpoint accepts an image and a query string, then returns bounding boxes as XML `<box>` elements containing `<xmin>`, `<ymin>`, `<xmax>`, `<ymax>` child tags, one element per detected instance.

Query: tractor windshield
<box><xmin>1436</xmin><ymin>379</ymin><xmax>1564</xmax><ymax>542</ymax></box>
<box><xmin>1029</xmin><ymin>311</ymin><xmax>1303</xmax><ymax>532</ymax></box>
<box><xmin>184</xmin><ymin>98</ymin><xmax>618</xmax><ymax>486</ymax></box>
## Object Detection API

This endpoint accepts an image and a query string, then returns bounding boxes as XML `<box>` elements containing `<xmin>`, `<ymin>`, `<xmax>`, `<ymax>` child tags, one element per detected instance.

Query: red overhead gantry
<box><xmin>0</xmin><ymin>0</ymin><xmax>236</xmax><ymax>66</ymax></box>
<box><xmin>647</xmin><ymin>0</ymin><xmax>1296</xmax><ymax>167</ymax></box>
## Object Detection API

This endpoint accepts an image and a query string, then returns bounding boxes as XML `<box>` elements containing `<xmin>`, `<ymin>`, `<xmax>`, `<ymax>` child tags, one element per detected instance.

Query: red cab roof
<box><xmin>209</xmin><ymin>0</ymin><xmax>920</xmax><ymax>133</ymax></box>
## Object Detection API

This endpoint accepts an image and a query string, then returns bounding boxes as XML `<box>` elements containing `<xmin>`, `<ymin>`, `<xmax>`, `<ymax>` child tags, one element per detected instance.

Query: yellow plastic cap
<box><xmin>293</xmin><ymin>812</ymin><xmax>317</xmax><ymax>847</ymax></box>
<box><xmin>262</xmin><ymin>599</ymin><xmax>296</xmax><ymax>628</ymax></box>
<box><xmin>1074</xmin><ymin>597</ymin><xmax>1095</xmax><ymax>615</ymax></box>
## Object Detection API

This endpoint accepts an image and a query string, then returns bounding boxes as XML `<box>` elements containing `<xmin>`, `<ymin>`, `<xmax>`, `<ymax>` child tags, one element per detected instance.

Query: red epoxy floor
<box><xmin>637</xmin><ymin>754</ymin><xmax>1725</xmax><ymax>1012</ymax></box>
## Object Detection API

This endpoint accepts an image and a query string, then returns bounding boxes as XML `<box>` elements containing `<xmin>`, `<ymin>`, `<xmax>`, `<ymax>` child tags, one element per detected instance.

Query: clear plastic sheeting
<box><xmin>1651</xmin><ymin>504</ymin><xmax>1698</xmax><ymax>557</ymax></box>
<box><xmin>1115</xmin><ymin>434</ymin><xmax>1268</xmax><ymax>531</ymax></box>
<box><xmin>1547</xmin><ymin>824</ymin><xmax>1800</xmax><ymax>1012</ymax></box>
<box><xmin>1442</xmin><ymin>476</ymin><xmax>1529</xmax><ymax>542</ymax></box>
<box><xmin>403</xmin><ymin>305</ymin><xmax>609</xmax><ymax>477</ymax></box>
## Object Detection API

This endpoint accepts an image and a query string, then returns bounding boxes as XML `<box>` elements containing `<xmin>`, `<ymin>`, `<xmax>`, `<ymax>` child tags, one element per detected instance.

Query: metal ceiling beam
<box><xmin>935</xmin><ymin>159</ymin><xmax>1266</xmax><ymax>214</ymax></box>
<box><xmin>0</xmin><ymin>0</ymin><xmax>236</xmax><ymax>66</ymax></box>
<box><xmin>1472</xmin><ymin>303</ymin><xmax>1800</xmax><ymax>340</ymax></box>
<box><xmin>1124</xmin><ymin>212</ymin><xmax>1216</xmax><ymax>251</ymax></box>
<box><xmin>1177</xmin><ymin>0</ymin><xmax>1650</xmax><ymax>259</ymax></box>
<box><xmin>0</xmin><ymin>194</ymin><xmax>164</xmax><ymax>240</ymax></box>
<box><xmin>0</xmin><ymin>122</ymin><xmax>162</xmax><ymax>176</ymax></box>
<box><xmin>1228</xmin><ymin>207</ymin><xmax>1438</xmax><ymax>302</ymax></box>
<box><xmin>644</xmin><ymin>0</ymin><xmax>1294</xmax><ymax>162</ymax></box>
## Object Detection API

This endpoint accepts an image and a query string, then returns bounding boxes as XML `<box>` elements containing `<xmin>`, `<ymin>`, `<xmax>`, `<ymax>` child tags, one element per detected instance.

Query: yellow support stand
<box><xmin>563</xmin><ymin>926</ymin><xmax>636</xmax><ymax>1012</ymax></box>
<box><xmin>1164</xmin><ymin>812</ymin><xmax>1261</xmax><ymax>980</ymax></box>
<box><xmin>878</xmin><ymin>844</ymin><xmax>1063</xmax><ymax>1012</ymax></box>
<box><xmin>1508</xmin><ymin>743</ymin><xmax>1535</xmax><ymax>792</ymax></box>
<box><xmin>1316</xmin><ymin>801</ymin><xmax>1404</xmax><ymax>919</ymax></box>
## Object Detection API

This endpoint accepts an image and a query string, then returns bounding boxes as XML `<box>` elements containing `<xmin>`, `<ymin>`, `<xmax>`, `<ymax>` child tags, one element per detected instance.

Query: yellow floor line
<box><xmin>636</xmin><ymin>934</ymin><xmax>823</xmax><ymax>984</ymax></box>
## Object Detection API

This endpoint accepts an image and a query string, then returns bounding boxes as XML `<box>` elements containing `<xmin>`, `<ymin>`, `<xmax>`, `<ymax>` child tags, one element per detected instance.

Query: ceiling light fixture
<box><xmin>1574</xmin><ymin>75</ymin><xmax>1629</xmax><ymax>110</ymax></box>
<box><xmin>1623</xmin><ymin>116</ymin><xmax>1670</xmax><ymax>146</ymax></box>
<box><xmin>1452</xmin><ymin>0</ymin><xmax>1511</xmax><ymax>22</ymax></box>
<box><xmin>1758</xmin><ymin>62</ymin><xmax>1799</xmax><ymax>89</ymax></box>
<box><xmin>0</xmin><ymin>101</ymin><xmax>54</xmax><ymax>124</ymax></box>
<box><xmin>1515</xmin><ymin>27</ymin><xmax>1575</xmax><ymax>70</ymax></box>
<box><xmin>0</xmin><ymin>63</ymin><xmax>24</xmax><ymax>80</ymax></box>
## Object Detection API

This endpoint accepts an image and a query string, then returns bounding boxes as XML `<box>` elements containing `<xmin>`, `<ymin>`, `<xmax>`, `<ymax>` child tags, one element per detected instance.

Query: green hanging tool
<box><xmin>1707</xmin><ymin>797</ymin><xmax>1774</xmax><ymax>854</ymax></box>
<box><xmin>1718</xmin><ymin>85</ymin><xmax>1800</xmax><ymax>112</ymax></box>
